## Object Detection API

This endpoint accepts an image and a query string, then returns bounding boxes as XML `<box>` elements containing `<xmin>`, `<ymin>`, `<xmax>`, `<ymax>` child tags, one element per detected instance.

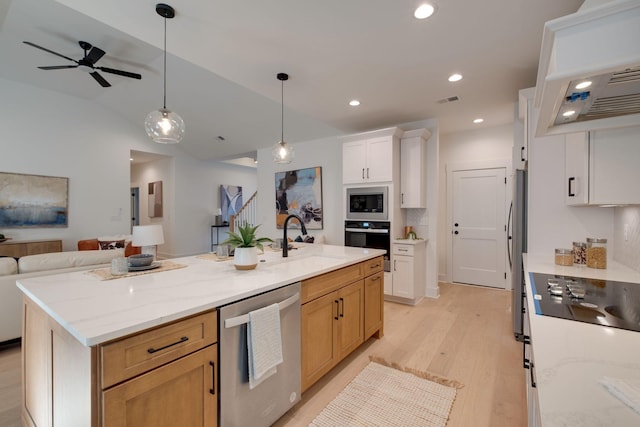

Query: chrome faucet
<box><xmin>282</xmin><ymin>214</ymin><xmax>307</xmax><ymax>257</ymax></box>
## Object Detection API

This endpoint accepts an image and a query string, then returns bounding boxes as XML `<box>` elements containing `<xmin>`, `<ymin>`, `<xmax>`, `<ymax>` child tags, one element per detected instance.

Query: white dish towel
<box><xmin>247</xmin><ymin>303</ymin><xmax>283</xmax><ymax>390</ymax></box>
<box><xmin>600</xmin><ymin>376</ymin><xmax>640</xmax><ymax>415</ymax></box>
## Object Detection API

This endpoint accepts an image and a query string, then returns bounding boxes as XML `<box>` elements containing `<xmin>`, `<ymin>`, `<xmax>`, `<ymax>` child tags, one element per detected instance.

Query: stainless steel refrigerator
<box><xmin>509</xmin><ymin>169</ymin><xmax>527</xmax><ymax>341</ymax></box>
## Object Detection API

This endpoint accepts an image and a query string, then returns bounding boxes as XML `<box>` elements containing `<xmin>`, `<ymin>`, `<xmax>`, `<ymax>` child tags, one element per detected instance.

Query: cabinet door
<box><xmin>589</xmin><ymin>127</ymin><xmax>640</xmax><ymax>205</ymax></box>
<box><xmin>364</xmin><ymin>272</ymin><xmax>383</xmax><ymax>340</ymax></box>
<box><xmin>366</xmin><ymin>137</ymin><xmax>393</xmax><ymax>182</ymax></box>
<box><xmin>565</xmin><ymin>132</ymin><xmax>589</xmax><ymax>205</ymax></box>
<box><xmin>342</xmin><ymin>140</ymin><xmax>368</xmax><ymax>184</ymax></box>
<box><xmin>103</xmin><ymin>344</ymin><xmax>218</xmax><ymax>427</ymax></box>
<box><xmin>337</xmin><ymin>281</ymin><xmax>364</xmax><ymax>359</ymax></box>
<box><xmin>301</xmin><ymin>292</ymin><xmax>339</xmax><ymax>391</ymax></box>
<box><xmin>392</xmin><ymin>255</ymin><xmax>414</xmax><ymax>299</ymax></box>
<box><xmin>400</xmin><ymin>136</ymin><xmax>425</xmax><ymax>208</ymax></box>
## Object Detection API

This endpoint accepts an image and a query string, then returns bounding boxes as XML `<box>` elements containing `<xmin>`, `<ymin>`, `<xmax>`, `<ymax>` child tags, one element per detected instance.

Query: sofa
<box><xmin>0</xmin><ymin>249</ymin><xmax>125</xmax><ymax>343</ymax></box>
<box><xmin>78</xmin><ymin>236</ymin><xmax>141</xmax><ymax>257</ymax></box>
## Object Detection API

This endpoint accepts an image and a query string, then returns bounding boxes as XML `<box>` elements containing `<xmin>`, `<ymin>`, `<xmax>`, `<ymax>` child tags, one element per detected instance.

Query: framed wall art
<box><xmin>0</xmin><ymin>172</ymin><xmax>69</xmax><ymax>228</ymax></box>
<box><xmin>220</xmin><ymin>185</ymin><xmax>243</xmax><ymax>223</ymax></box>
<box><xmin>148</xmin><ymin>180</ymin><xmax>163</xmax><ymax>218</ymax></box>
<box><xmin>275</xmin><ymin>166</ymin><xmax>323</xmax><ymax>229</ymax></box>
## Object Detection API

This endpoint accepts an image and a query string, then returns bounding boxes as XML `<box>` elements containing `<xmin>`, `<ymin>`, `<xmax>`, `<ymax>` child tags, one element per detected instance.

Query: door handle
<box><xmin>568</xmin><ymin>177</ymin><xmax>575</xmax><ymax>197</ymax></box>
<box><xmin>362</xmin><ymin>168</ymin><xmax>365</xmax><ymax>179</ymax></box>
<box><xmin>366</xmin><ymin>168</ymin><xmax>370</xmax><ymax>179</ymax></box>
<box><xmin>339</xmin><ymin>297</ymin><xmax>344</xmax><ymax>317</ymax></box>
<box><xmin>209</xmin><ymin>361</ymin><xmax>216</xmax><ymax>395</ymax></box>
<box><xmin>335</xmin><ymin>300</ymin><xmax>339</xmax><ymax>320</ymax></box>
<box><xmin>454</xmin><ymin>230</ymin><xmax>459</xmax><ymax>235</ymax></box>
<box><xmin>454</xmin><ymin>223</ymin><xmax>459</xmax><ymax>227</ymax></box>
<box><xmin>521</xmin><ymin>146</ymin><xmax>525</xmax><ymax>162</ymax></box>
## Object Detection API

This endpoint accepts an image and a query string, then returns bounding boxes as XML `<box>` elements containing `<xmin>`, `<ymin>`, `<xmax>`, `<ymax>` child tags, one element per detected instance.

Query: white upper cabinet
<box><xmin>565</xmin><ymin>127</ymin><xmax>640</xmax><ymax>205</ymax></box>
<box><xmin>342</xmin><ymin>128</ymin><xmax>402</xmax><ymax>185</ymax></box>
<box><xmin>400</xmin><ymin>129</ymin><xmax>431</xmax><ymax>208</ymax></box>
<box><xmin>514</xmin><ymin>88</ymin><xmax>534</xmax><ymax>170</ymax></box>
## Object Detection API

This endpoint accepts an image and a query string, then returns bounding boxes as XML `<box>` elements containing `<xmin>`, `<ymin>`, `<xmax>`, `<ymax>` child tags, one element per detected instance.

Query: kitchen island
<box><xmin>17</xmin><ymin>244</ymin><xmax>385</xmax><ymax>427</ymax></box>
<box><xmin>524</xmin><ymin>254</ymin><xmax>640</xmax><ymax>426</ymax></box>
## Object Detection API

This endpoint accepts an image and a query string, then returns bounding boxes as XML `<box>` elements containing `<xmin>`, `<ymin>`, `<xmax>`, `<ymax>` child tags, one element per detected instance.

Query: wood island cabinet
<box><xmin>22</xmin><ymin>298</ymin><xmax>218</xmax><ymax>427</ymax></box>
<box><xmin>300</xmin><ymin>256</ymin><xmax>384</xmax><ymax>391</ymax></box>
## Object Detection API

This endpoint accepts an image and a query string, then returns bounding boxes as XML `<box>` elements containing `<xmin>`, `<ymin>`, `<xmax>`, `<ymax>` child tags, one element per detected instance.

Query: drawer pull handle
<box><xmin>370</xmin><ymin>263</ymin><xmax>380</xmax><ymax>269</ymax></box>
<box><xmin>399</xmin><ymin>248</ymin><xmax>408</xmax><ymax>252</ymax></box>
<box><xmin>371</xmin><ymin>275</ymin><xmax>381</xmax><ymax>281</ymax></box>
<box><xmin>209</xmin><ymin>361</ymin><xmax>216</xmax><ymax>395</ymax></box>
<box><xmin>147</xmin><ymin>336</ymin><xmax>189</xmax><ymax>354</ymax></box>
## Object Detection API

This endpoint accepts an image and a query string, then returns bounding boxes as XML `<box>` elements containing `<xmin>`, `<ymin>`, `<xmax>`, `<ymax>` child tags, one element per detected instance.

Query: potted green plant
<box><xmin>221</xmin><ymin>224</ymin><xmax>273</xmax><ymax>270</ymax></box>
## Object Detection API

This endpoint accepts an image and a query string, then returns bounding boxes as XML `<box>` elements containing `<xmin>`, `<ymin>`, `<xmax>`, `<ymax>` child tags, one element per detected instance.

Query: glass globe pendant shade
<box><xmin>145</xmin><ymin>107</ymin><xmax>185</xmax><ymax>144</ymax></box>
<box><xmin>272</xmin><ymin>140</ymin><xmax>294</xmax><ymax>164</ymax></box>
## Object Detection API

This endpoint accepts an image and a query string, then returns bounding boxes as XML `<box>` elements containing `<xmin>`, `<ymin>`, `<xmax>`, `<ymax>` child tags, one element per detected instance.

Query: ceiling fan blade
<box><xmin>90</xmin><ymin>71</ymin><xmax>111</xmax><ymax>87</ymax></box>
<box><xmin>85</xmin><ymin>46</ymin><xmax>106</xmax><ymax>65</ymax></box>
<box><xmin>38</xmin><ymin>65</ymin><xmax>79</xmax><ymax>70</ymax></box>
<box><xmin>97</xmin><ymin>66</ymin><xmax>142</xmax><ymax>80</ymax></box>
<box><xmin>23</xmin><ymin>41</ymin><xmax>76</xmax><ymax>63</ymax></box>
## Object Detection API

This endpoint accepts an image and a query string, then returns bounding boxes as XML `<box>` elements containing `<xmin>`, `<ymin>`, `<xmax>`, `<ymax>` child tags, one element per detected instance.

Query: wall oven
<box><xmin>346</xmin><ymin>186</ymin><xmax>388</xmax><ymax>221</ymax></box>
<box><xmin>344</xmin><ymin>220</ymin><xmax>391</xmax><ymax>272</ymax></box>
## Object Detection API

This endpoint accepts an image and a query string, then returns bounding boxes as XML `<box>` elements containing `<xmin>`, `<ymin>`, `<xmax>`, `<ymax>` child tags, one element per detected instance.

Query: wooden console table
<box><xmin>0</xmin><ymin>239</ymin><xmax>62</xmax><ymax>258</ymax></box>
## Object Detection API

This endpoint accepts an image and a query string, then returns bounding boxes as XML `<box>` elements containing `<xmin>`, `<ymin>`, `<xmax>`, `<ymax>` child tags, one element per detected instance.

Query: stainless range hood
<box><xmin>534</xmin><ymin>0</ymin><xmax>640</xmax><ymax>136</ymax></box>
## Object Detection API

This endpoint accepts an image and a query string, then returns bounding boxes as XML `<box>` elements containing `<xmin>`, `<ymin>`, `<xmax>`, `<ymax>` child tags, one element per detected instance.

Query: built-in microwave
<box><xmin>346</xmin><ymin>186</ymin><xmax>388</xmax><ymax>220</ymax></box>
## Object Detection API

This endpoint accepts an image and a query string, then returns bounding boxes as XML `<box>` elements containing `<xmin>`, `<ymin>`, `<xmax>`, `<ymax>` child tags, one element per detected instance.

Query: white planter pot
<box><xmin>233</xmin><ymin>247</ymin><xmax>258</xmax><ymax>270</ymax></box>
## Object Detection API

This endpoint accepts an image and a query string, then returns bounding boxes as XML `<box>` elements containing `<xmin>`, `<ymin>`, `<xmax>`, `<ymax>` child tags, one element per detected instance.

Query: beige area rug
<box><xmin>88</xmin><ymin>260</ymin><xmax>187</xmax><ymax>281</ymax></box>
<box><xmin>309</xmin><ymin>357</ymin><xmax>462</xmax><ymax>427</ymax></box>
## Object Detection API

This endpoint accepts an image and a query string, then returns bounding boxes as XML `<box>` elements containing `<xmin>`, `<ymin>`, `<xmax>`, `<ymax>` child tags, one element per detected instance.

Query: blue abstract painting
<box><xmin>275</xmin><ymin>166</ymin><xmax>323</xmax><ymax>229</ymax></box>
<box><xmin>0</xmin><ymin>172</ymin><xmax>68</xmax><ymax>228</ymax></box>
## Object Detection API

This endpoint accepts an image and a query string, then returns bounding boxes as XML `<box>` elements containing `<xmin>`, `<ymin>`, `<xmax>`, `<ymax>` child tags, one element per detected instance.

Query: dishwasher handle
<box><xmin>223</xmin><ymin>292</ymin><xmax>300</xmax><ymax>329</ymax></box>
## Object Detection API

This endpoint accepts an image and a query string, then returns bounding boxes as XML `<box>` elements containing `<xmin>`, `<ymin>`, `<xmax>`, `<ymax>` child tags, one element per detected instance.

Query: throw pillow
<box><xmin>98</xmin><ymin>239</ymin><xmax>125</xmax><ymax>250</ymax></box>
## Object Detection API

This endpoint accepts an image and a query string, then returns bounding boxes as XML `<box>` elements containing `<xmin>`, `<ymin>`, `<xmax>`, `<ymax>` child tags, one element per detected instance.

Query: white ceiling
<box><xmin>0</xmin><ymin>0</ymin><xmax>584</xmax><ymax>161</ymax></box>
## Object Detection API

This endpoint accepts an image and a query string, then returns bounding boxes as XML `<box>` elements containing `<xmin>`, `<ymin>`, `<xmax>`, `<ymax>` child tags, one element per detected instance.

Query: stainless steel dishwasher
<box><xmin>218</xmin><ymin>282</ymin><xmax>301</xmax><ymax>427</ymax></box>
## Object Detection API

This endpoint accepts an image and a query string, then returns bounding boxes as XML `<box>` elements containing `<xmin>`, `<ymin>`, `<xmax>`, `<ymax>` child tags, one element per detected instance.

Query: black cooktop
<box><xmin>529</xmin><ymin>273</ymin><xmax>640</xmax><ymax>333</ymax></box>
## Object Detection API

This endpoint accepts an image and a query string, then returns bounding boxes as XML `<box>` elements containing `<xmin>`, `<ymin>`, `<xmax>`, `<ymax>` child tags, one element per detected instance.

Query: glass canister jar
<box><xmin>586</xmin><ymin>238</ymin><xmax>607</xmax><ymax>269</ymax></box>
<box><xmin>572</xmin><ymin>242</ymin><xmax>586</xmax><ymax>265</ymax></box>
<box><xmin>555</xmin><ymin>249</ymin><xmax>573</xmax><ymax>266</ymax></box>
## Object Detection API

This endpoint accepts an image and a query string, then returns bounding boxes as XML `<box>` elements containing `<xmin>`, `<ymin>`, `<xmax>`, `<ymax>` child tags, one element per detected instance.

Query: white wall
<box><xmin>613</xmin><ymin>206</ymin><xmax>640</xmax><ymax>272</ymax></box>
<box><xmin>255</xmin><ymin>136</ymin><xmax>343</xmax><ymax>244</ymax></box>
<box><xmin>438</xmin><ymin>124</ymin><xmax>514</xmax><ymax>283</ymax></box>
<box><xmin>0</xmin><ymin>78</ymin><xmax>256</xmax><ymax>256</ymax></box>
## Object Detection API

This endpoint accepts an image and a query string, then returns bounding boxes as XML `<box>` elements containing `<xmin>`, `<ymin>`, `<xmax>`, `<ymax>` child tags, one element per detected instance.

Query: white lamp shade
<box><xmin>145</xmin><ymin>108</ymin><xmax>185</xmax><ymax>144</ymax></box>
<box><xmin>132</xmin><ymin>224</ymin><xmax>165</xmax><ymax>247</ymax></box>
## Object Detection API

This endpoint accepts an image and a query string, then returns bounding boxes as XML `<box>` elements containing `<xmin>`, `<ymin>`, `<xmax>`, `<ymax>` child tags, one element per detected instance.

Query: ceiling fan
<box><xmin>23</xmin><ymin>40</ymin><xmax>142</xmax><ymax>87</ymax></box>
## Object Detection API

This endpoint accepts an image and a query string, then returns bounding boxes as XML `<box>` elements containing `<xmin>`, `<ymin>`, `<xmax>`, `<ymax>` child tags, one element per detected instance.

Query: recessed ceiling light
<box><xmin>473</xmin><ymin>118</ymin><xmax>484</xmax><ymax>124</ymax></box>
<box><xmin>414</xmin><ymin>3</ymin><xmax>436</xmax><ymax>19</ymax></box>
<box><xmin>217</xmin><ymin>136</ymin><xmax>226</xmax><ymax>141</ymax></box>
<box><xmin>575</xmin><ymin>81</ymin><xmax>592</xmax><ymax>90</ymax></box>
<box><xmin>349</xmin><ymin>100</ymin><xmax>360</xmax><ymax>106</ymax></box>
<box><xmin>563</xmin><ymin>110</ymin><xmax>576</xmax><ymax>117</ymax></box>
<box><xmin>448</xmin><ymin>73</ymin><xmax>462</xmax><ymax>82</ymax></box>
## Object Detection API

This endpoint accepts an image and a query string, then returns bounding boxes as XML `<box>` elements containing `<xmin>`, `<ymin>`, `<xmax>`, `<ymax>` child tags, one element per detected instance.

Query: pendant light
<box><xmin>145</xmin><ymin>3</ymin><xmax>185</xmax><ymax>144</ymax></box>
<box><xmin>272</xmin><ymin>73</ymin><xmax>295</xmax><ymax>163</ymax></box>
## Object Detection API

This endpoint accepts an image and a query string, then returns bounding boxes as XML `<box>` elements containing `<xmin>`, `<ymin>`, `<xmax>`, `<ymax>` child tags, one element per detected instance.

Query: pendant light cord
<box><xmin>281</xmin><ymin>78</ymin><xmax>284</xmax><ymax>143</ymax></box>
<box><xmin>163</xmin><ymin>16</ymin><xmax>167</xmax><ymax>109</ymax></box>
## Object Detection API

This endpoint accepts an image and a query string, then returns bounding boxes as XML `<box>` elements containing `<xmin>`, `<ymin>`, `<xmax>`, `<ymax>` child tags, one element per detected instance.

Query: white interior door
<box><xmin>452</xmin><ymin>168</ymin><xmax>506</xmax><ymax>288</ymax></box>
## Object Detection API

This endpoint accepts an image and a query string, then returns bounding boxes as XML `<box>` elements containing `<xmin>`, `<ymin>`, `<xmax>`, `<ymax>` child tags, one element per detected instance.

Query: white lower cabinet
<box><xmin>523</xmin><ymin>292</ymin><xmax>541</xmax><ymax>427</ymax></box>
<box><xmin>387</xmin><ymin>240</ymin><xmax>426</xmax><ymax>305</ymax></box>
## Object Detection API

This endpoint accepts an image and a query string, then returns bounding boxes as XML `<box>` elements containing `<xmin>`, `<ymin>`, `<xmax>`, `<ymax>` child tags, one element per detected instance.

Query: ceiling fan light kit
<box><xmin>145</xmin><ymin>3</ymin><xmax>185</xmax><ymax>144</ymax></box>
<box><xmin>272</xmin><ymin>72</ymin><xmax>294</xmax><ymax>164</ymax></box>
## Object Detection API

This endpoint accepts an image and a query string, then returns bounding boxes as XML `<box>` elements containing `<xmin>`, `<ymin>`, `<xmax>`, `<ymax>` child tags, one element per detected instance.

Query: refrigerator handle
<box><xmin>507</xmin><ymin>201</ymin><xmax>513</xmax><ymax>269</ymax></box>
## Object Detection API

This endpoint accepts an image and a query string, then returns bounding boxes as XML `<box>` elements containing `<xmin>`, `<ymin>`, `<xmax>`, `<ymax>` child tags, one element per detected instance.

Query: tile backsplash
<box><xmin>613</xmin><ymin>206</ymin><xmax>640</xmax><ymax>273</ymax></box>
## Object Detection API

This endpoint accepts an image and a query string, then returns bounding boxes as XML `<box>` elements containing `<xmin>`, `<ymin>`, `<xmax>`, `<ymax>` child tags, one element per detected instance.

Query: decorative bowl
<box><xmin>128</xmin><ymin>253</ymin><xmax>154</xmax><ymax>267</ymax></box>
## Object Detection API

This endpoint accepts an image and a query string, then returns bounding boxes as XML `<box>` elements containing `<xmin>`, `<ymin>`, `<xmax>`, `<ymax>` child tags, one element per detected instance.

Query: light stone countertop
<box><xmin>524</xmin><ymin>253</ymin><xmax>640</xmax><ymax>426</ymax></box>
<box><xmin>17</xmin><ymin>244</ymin><xmax>385</xmax><ymax>347</ymax></box>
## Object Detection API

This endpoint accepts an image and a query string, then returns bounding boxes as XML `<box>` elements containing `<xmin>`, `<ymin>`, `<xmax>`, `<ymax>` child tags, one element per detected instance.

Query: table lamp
<box><xmin>132</xmin><ymin>224</ymin><xmax>164</xmax><ymax>260</ymax></box>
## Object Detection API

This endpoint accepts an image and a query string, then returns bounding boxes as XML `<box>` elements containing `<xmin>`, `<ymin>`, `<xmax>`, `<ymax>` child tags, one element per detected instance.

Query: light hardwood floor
<box><xmin>0</xmin><ymin>282</ymin><xmax>526</xmax><ymax>427</ymax></box>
